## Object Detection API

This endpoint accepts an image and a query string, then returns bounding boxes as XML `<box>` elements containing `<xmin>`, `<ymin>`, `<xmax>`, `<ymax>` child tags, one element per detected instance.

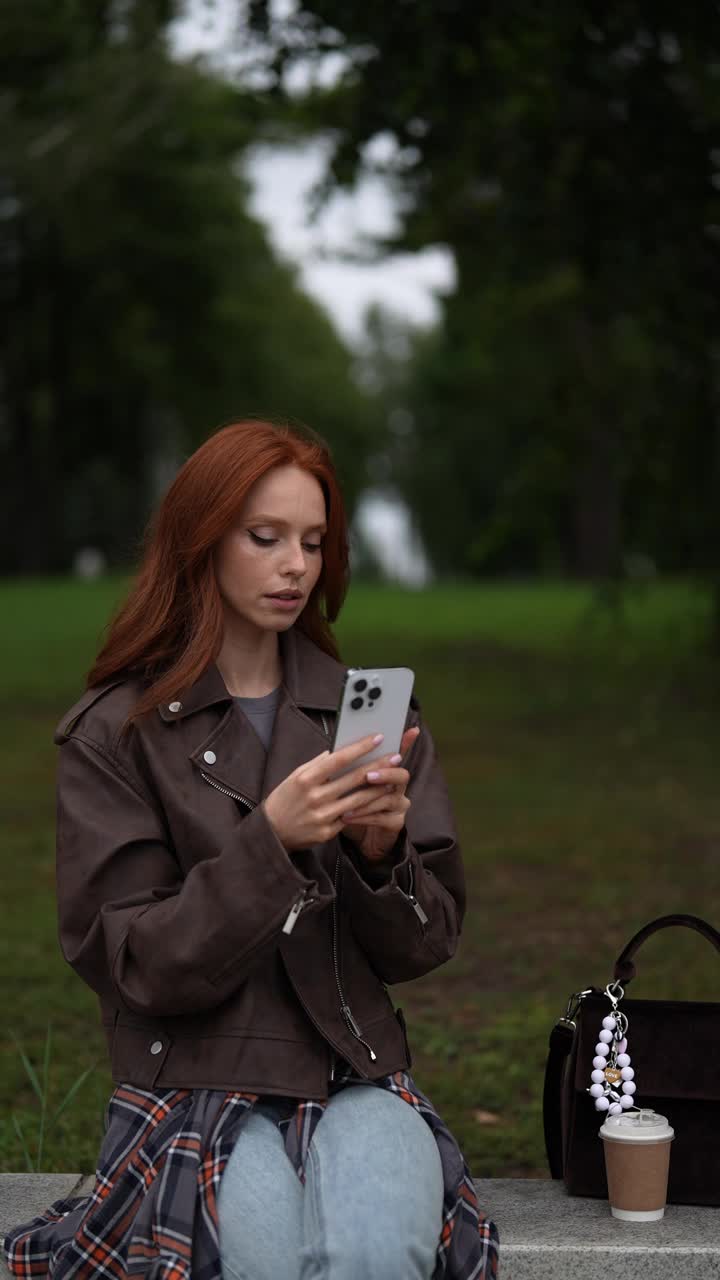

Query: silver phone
<box><xmin>330</xmin><ymin>666</ymin><xmax>415</xmax><ymax>777</ymax></box>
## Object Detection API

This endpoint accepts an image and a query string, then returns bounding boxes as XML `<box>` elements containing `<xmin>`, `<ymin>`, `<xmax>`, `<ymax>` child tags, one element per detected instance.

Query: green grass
<box><xmin>2</xmin><ymin>575</ymin><xmax>719</xmax><ymax>1176</ymax></box>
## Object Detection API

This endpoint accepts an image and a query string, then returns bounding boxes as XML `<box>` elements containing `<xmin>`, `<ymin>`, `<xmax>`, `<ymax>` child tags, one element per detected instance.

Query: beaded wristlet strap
<box><xmin>587</xmin><ymin>982</ymin><xmax>638</xmax><ymax>1115</ymax></box>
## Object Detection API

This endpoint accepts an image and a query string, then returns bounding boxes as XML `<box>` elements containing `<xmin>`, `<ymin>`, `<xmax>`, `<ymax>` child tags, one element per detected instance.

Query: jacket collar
<box><xmin>157</xmin><ymin>626</ymin><xmax>346</xmax><ymax>723</ymax></box>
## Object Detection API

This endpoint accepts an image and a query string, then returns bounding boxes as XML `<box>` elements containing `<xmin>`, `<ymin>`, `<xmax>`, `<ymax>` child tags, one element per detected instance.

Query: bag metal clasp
<box><xmin>559</xmin><ymin>987</ymin><xmax>594</xmax><ymax>1030</ymax></box>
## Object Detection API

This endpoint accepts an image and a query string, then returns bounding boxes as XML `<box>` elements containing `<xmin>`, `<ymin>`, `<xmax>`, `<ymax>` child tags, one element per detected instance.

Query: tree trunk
<box><xmin>0</xmin><ymin>215</ymin><xmax>65</xmax><ymax>573</ymax></box>
<box><xmin>573</xmin><ymin>420</ymin><xmax>622</xmax><ymax>578</ymax></box>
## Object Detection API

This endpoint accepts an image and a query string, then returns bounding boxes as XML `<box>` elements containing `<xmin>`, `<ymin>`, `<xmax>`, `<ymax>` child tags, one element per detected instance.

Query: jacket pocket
<box><xmin>112</xmin><ymin>1022</ymin><xmax>174</xmax><ymax>1088</ymax></box>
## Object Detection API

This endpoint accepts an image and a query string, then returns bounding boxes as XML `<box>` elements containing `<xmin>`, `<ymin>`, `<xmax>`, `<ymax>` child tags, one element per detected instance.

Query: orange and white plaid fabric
<box><xmin>3</xmin><ymin>1069</ymin><xmax>499</xmax><ymax>1279</ymax></box>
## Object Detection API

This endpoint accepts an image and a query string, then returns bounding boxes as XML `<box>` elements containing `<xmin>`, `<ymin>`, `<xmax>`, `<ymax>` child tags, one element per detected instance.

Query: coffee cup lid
<box><xmin>599</xmin><ymin>1108</ymin><xmax>674</xmax><ymax>1143</ymax></box>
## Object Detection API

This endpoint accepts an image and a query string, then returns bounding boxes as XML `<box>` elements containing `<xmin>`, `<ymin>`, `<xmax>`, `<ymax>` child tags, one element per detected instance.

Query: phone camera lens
<box><xmin>353</xmin><ymin>678</ymin><xmax>368</xmax><ymax>692</ymax></box>
<box><xmin>368</xmin><ymin>686</ymin><xmax>381</xmax><ymax>701</ymax></box>
<box><xmin>351</xmin><ymin>696</ymin><xmax>364</xmax><ymax>710</ymax></box>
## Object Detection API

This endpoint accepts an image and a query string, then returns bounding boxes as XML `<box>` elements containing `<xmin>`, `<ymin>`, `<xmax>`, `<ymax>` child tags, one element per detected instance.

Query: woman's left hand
<box><xmin>340</xmin><ymin>727</ymin><xmax>420</xmax><ymax>862</ymax></box>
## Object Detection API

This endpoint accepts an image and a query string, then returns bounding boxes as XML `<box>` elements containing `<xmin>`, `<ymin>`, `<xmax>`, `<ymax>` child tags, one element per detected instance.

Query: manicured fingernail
<box><xmin>367</xmin><ymin>770</ymin><xmax>380</xmax><ymax>781</ymax></box>
<box><xmin>372</xmin><ymin>733</ymin><xmax>384</xmax><ymax>744</ymax></box>
<box><xmin>389</xmin><ymin>753</ymin><xmax>402</xmax><ymax>764</ymax></box>
<box><xmin>342</xmin><ymin>811</ymin><xmax>354</xmax><ymax>819</ymax></box>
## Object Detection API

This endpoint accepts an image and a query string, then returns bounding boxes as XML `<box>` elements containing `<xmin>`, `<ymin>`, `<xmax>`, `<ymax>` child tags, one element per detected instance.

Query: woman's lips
<box><xmin>265</xmin><ymin>594</ymin><xmax>302</xmax><ymax>609</ymax></box>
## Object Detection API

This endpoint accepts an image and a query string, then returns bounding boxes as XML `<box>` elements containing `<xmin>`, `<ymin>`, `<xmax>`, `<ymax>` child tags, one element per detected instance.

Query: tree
<box><xmin>0</xmin><ymin>0</ymin><xmax>374</xmax><ymax>572</ymax></box>
<box><xmin>249</xmin><ymin>2</ymin><xmax>720</xmax><ymax>590</ymax></box>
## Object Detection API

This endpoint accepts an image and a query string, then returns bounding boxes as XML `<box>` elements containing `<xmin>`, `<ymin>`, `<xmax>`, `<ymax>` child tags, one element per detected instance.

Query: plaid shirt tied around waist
<box><xmin>3</xmin><ymin>1068</ymin><xmax>499</xmax><ymax>1280</ymax></box>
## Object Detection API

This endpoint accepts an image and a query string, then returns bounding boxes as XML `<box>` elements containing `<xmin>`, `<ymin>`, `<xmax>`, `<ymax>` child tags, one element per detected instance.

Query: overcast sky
<box><xmin>168</xmin><ymin>1</ymin><xmax>455</xmax><ymax>348</ymax></box>
<box><xmin>168</xmin><ymin>2</ymin><xmax>436</xmax><ymax>582</ymax></box>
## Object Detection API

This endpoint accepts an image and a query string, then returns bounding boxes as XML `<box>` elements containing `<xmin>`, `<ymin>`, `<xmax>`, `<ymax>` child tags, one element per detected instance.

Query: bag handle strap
<box><xmin>614</xmin><ymin>913</ymin><xmax>720</xmax><ymax>986</ymax></box>
<box><xmin>543</xmin><ymin>986</ymin><xmax>599</xmax><ymax>1178</ymax></box>
<box><xmin>543</xmin><ymin>1019</ymin><xmax>574</xmax><ymax>1178</ymax></box>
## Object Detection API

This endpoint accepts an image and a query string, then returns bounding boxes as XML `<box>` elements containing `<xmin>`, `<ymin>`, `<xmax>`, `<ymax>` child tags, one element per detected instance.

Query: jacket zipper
<box><xmin>200</xmin><ymin>771</ymin><xmax>312</xmax><ymax>936</ymax></box>
<box><xmin>281</xmin><ymin>893</ymin><xmax>312</xmax><ymax>936</ymax></box>
<box><xmin>333</xmin><ymin>852</ymin><xmax>377</xmax><ymax>1061</ymax></box>
<box><xmin>202</xmin><ymin>735</ymin><xmax>377</xmax><ymax>1066</ymax></box>
<box><xmin>204</xmin><ymin>739</ymin><xmax>351</xmax><ymax>1082</ymax></box>
<box><xmin>201</xmin><ymin>771</ymin><xmax>255</xmax><ymax>811</ymax></box>
<box><xmin>396</xmin><ymin>860</ymin><xmax>429</xmax><ymax>924</ymax></box>
<box><xmin>320</xmin><ymin>711</ymin><xmax>363</xmax><ymax>1080</ymax></box>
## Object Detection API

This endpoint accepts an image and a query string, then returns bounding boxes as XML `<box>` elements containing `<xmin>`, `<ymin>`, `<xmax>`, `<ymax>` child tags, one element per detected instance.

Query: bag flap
<box><xmin>574</xmin><ymin>994</ymin><xmax>720</xmax><ymax>1101</ymax></box>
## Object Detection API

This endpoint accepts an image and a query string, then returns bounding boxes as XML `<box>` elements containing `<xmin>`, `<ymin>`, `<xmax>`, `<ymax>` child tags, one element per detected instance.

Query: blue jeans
<box><xmin>217</xmin><ymin>1084</ymin><xmax>445</xmax><ymax>1280</ymax></box>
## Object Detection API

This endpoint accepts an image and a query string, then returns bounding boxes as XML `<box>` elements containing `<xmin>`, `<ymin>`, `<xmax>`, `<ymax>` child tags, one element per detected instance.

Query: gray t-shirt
<box><xmin>233</xmin><ymin>685</ymin><xmax>281</xmax><ymax>749</ymax></box>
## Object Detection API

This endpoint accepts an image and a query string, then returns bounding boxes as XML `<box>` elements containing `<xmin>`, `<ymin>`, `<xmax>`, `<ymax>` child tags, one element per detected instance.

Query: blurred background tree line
<box><xmin>0</xmin><ymin>0</ymin><xmax>371</xmax><ymax>573</ymax></box>
<box><xmin>3</xmin><ymin>1</ymin><xmax>720</xmax><ymax>620</ymax></box>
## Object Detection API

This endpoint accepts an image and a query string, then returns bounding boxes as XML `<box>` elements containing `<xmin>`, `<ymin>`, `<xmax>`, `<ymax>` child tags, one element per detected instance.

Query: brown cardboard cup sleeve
<box><xmin>599</xmin><ymin>1109</ymin><xmax>675</xmax><ymax>1221</ymax></box>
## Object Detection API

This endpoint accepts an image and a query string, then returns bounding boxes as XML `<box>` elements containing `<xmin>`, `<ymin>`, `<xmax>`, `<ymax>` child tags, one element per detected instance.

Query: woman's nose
<box><xmin>283</xmin><ymin>541</ymin><xmax>307</xmax><ymax>576</ymax></box>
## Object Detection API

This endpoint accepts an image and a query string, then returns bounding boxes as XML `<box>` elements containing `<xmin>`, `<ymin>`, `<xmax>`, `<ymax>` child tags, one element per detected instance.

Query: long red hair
<box><xmin>87</xmin><ymin>419</ymin><xmax>349</xmax><ymax>727</ymax></box>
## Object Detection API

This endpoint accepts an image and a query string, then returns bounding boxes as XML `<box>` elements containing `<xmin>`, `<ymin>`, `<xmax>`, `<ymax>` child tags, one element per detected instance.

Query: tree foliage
<box><xmin>250</xmin><ymin>2</ymin><xmax>720</xmax><ymax>585</ymax></box>
<box><xmin>0</xmin><ymin>0</ymin><xmax>373</xmax><ymax>572</ymax></box>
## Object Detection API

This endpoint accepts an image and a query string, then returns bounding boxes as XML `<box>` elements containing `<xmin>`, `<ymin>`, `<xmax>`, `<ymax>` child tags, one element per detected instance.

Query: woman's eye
<box><xmin>249</xmin><ymin>531</ymin><xmax>322</xmax><ymax>552</ymax></box>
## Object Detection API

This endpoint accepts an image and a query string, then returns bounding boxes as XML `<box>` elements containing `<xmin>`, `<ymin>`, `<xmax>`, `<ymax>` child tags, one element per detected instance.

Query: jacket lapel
<box><xmin>260</xmin><ymin>690</ymin><xmax>331</xmax><ymax>801</ymax></box>
<box><xmin>175</xmin><ymin>627</ymin><xmax>345</xmax><ymax>806</ymax></box>
<box><xmin>188</xmin><ymin>704</ymin><xmax>267</xmax><ymax>807</ymax></box>
<box><xmin>281</xmin><ymin>625</ymin><xmax>345</xmax><ymax>713</ymax></box>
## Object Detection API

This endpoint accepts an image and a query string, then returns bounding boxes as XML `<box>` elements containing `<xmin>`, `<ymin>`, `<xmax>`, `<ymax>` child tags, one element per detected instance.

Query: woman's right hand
<box><xmin>262</xmin><ymin>733</ymin><xmax>397</xmax><ymax>852</ymax></box>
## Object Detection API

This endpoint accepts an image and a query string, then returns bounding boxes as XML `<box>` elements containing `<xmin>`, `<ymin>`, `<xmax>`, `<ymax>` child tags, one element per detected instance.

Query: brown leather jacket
<box><xmin>54</xmin><ymin>626</ymin><xmax>465</xmax><ymax>1099</ymax></box>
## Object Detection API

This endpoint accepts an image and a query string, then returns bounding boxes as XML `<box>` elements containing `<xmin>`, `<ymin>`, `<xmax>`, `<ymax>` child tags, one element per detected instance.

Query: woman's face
<box><xmin>213</xmin><ymin>464</ymin><xmax>327</xmax><ymax>635</ymax></box>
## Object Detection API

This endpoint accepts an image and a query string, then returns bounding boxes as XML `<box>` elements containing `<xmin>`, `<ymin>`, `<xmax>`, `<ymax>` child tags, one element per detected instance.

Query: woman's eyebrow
<box><xmin>247</xmin><ymin>514</ymin><xmax>327</xmax><ymax>533</ymax></box>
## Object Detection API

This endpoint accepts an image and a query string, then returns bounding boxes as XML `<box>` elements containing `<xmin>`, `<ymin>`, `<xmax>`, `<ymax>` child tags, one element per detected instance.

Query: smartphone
<box><xmin>330</xmin><ymin>666</ymin><xmax>415</xmax><ymax>777</ymax></box>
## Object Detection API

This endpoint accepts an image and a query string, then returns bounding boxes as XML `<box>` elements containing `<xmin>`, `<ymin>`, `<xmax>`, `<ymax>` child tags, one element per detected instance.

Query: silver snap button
<box><xmin>168</xmin><ymin>701</ymin><xmax>182</xmax><ymax>713</ymax></box>
<box><xmin>203</xmin><ymin>750</ymin><xmax>216</xmax><ymax>765</ymax></box>
<box><xmin>150</xmin><ymin>1040</ymin><xmax>163</xmax><ymax>1055</ymax></box>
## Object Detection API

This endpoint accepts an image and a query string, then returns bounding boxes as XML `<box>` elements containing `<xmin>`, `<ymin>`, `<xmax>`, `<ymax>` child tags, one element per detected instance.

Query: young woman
<box><xmin>3</xmin><ymin>420</ymin><xmax>499</xmax><ymax>1280</ymax></box>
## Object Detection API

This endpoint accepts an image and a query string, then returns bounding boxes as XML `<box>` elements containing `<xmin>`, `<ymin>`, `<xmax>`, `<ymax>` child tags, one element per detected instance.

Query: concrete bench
<box><xmin>1</xmin><ymin>1174</ymin><xmax>719</xmax><ymax>1278</ymax></box>
<box><xmin>1</xmin><ymin>1175</ymin><xmax>94</xmax><ymax>1278</ymax></box>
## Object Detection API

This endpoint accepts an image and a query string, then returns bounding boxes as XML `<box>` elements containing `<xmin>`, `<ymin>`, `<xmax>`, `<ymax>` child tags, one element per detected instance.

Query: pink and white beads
<box><xmin>587</xmin><ymin>1004</ymin><xmax>638</xmax><ymax>1116</ymax></box>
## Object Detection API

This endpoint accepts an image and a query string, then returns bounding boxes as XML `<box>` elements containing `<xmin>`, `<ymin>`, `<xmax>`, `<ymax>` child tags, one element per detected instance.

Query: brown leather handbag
<box><xmin>543</xmin><ymin>914</ymin><xmax>720</xmax><ymax>1206</ymax></box>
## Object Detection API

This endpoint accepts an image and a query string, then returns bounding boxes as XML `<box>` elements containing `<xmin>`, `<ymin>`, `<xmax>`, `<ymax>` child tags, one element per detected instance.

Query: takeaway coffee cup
<box><xmin>599</xmin><ymin>1109</ymin><xmax>675</xmax><ymax>1221</ymax></box>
